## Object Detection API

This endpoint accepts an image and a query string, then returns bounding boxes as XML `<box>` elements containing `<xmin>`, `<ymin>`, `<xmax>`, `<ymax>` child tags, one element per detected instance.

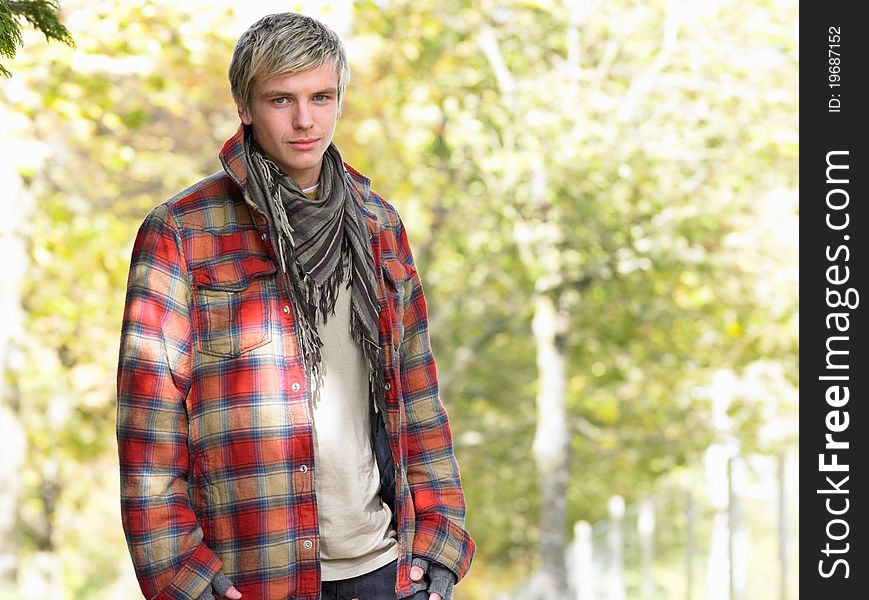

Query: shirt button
<box><xmin>283</xmin><ymin>305</ymin><xmax>291</xmax><ymax>315</ymax></box>
<box><xmin>300</xmin><ymin>465</ymin><xmax>308</xmax><ymax>473</ymax></box>
<box><xmin>291</xmin><ymin>382</ymin><xmax>301</xmax><ymax>392</ymax></box>
<box><xmin>384</xmin><ymin>382</ymin><xmax>391</xmax><ymax>391</ymax></box>
<box><xmin>303</xmin><ymin>540</ymin><xmax>313</xmax><ymax>550</ymax></box>
<box><xmin>261</xmin><ymin>233</ymin><xmax>267</xmax><ymax>241</ymax></box>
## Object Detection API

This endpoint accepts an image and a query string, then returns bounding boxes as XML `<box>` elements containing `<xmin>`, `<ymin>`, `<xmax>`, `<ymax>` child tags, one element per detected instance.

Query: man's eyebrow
<box><xmin>261</xmin><ymin>87</ymin><xmax>338</xmax><ymax>97</ymax></box>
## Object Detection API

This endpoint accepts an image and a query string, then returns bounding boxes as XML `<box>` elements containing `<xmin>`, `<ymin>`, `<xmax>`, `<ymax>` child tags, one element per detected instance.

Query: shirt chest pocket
<box><xmin>380</xmin><ymin>258</ymin><xmax>412</xmax><ymax>353</ymax></box>
<box><xmin>191</xmin><ymin>254</ymin><xmax>278</xmax><ymax>358</ymax></box>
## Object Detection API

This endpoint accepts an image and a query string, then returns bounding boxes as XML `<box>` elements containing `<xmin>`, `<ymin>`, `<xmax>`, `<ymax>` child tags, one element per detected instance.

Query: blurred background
<box><xmin>0</xmin><ymin>0</ymin><xmax>797</xmax><ymax>598</ymax></box>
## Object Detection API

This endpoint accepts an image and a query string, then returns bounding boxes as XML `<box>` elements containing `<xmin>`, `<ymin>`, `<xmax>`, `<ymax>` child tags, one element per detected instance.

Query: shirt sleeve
<box><xmin>117</xmin><ymin>204</ymin><xmax>221</xmax><ymax>599</ymax></box>
<box><xmin>394</xmin><ymin>221</ymin><xmax>476</xmax><ymax>582</ymax></box>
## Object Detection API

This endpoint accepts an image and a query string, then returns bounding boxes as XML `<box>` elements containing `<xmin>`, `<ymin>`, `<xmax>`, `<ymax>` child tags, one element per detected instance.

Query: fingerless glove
<box><xmin>194</xmin><ymin>570</ymin><xmax>235</xmax><ymax>600</ymax></box>
<box><xmin>411</xmin><ymin>557</ymin><xmax>456</xmax><ymax>600</ymax></box>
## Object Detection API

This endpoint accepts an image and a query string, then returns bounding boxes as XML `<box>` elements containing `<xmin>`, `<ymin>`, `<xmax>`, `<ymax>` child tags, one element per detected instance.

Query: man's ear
<box><xmin>237</xmin><ymin>102</ymin><xmax>253</xmax><ymax>125</ymax></box>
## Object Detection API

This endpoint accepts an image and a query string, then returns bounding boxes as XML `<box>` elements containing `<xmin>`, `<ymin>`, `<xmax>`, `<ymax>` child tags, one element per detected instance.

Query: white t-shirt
<box><xmin>311</xmin><ymin>274</ymin><xmax>398</xmax><ymax>581</ymax></box>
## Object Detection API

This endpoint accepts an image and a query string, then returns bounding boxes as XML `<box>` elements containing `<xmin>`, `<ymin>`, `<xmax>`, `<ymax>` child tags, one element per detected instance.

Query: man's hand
<box><xmin>409</xmin><ymin>558</ymin><xmax>455</xmax><ymax>600</ymax></box>
<box><xmin>209</xmin><ymin>571</ymin><xmax>242</xmax><ymax>599</ymax></box>
<box><xmin>219</xmin><ymin>586</ymin><xmax>242</xmax><ymax>600</ymax></box>
<box><xmin>195</xmin><ymin>582</ymin><xmax>241</xmax><ymax>600</ymax></box>
<box><xmin>409</xmin><ymin>564</ymin><xmax>442</xmax><ymax>600</ymax></box>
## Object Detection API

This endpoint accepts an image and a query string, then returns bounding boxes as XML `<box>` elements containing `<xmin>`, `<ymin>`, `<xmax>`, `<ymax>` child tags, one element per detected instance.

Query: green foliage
<box><xmin>0</xmin><ymin>0</ymin><xmax>74</xmax><ymax>76</ymax></box>
<box><xmin>344</xmin><ymin>0</ymin><xmax>798</xmax><ymax>581</ymax></box>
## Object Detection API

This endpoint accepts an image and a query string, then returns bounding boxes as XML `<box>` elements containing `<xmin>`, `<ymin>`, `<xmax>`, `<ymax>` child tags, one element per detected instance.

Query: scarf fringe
<box><xmin>351</xmin><ymin>308</ymin><xmax>387</xmax><ymax>413</ymax></box>
<box><xmin>302</xmin><ymin>255</ymin><xmax>347</xmax><ymax>325</ymax></box>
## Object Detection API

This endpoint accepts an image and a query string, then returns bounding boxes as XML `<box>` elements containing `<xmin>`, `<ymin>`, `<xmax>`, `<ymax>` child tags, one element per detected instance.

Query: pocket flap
<box><xmin>191</xmin><ymin>254</ymin><xmax>277</xmax><ymax>291</ymax></box>
<box><xmin>381</xmin><ymin>259</ymin><xmax>410</xmax><ymax>289</ymax></box>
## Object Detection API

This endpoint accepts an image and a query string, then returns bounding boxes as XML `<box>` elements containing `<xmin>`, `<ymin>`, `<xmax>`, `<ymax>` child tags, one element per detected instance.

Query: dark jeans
<box><xmin>320</xmin><ymin>560</ymin><xmax>428</xmax><ymax>600</ymax></box>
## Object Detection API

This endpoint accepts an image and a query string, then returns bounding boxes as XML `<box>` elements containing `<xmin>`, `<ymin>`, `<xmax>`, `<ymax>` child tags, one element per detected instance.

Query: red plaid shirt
<box><xmin>117</xmin><ymin>126</ymin><xmax>475</xmax><ymax>599</ymax></box>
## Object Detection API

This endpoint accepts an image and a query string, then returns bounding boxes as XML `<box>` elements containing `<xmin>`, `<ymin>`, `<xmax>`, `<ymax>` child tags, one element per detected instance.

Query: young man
<box><xmin>117</xmin><ymin>13</ymin><xmax>475</xmax><ymax>600</ymax></box>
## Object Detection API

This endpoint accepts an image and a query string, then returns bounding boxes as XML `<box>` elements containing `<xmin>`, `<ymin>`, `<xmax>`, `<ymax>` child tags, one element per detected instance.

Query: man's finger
<box><xmin>409</xmin><ymin>565</ymin><xmax>425</xmax><ymax>581</ymax></box>
<box><xmin>225</xmin><ymin>586</ymin><xmax>242</xmax><ymax>599</ymax></box>
<box><xmin>428</xmin><ymin>594</ymin><xmax>442</xmax><ymax>600</ymax></box>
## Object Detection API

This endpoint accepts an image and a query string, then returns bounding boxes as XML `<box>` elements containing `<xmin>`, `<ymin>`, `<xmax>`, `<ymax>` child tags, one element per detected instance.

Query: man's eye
<box><xmin>314</xmin><ymin>95</ymin><xmax>329</xmax><ymax>102</ymax></box>
<box><xmin>273</xmin><ymin>97</ymin><xmax>288</xmax><ymax>105</ymax></box>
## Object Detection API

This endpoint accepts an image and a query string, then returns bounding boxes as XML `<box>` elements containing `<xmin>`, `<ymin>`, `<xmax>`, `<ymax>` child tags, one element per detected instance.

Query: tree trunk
<box><xmin>728</xmin><ymin>457</ymin><xmax>746</xmax><ymax>600</ymax></box>
<box><xmin>607</xmin><ymin>496</ymin><xmax>625</xmax><ymax>600</ymax></box>
<box><xmin>0</xmin><ymin>108</ymin><xmax>31</xmax><ymax>588</ymax></box>
<box><xmin>777</xmin><ymin>453</ymin><xmax>789</xmax><ymax>600</ymax></box>
<box><xmin>639</xmin><ymin>498</ymin><xmax>655</xmax><ymax>600</ymax></box>
<box><xmin>532</xmin><ymin>292</ymin><xmax>571</xmax><ymax>599</ymax></box>
<box><xmin>573</xmin><ymin>521</ymin><xmax>595</xmax><ymax>600</ymax></box>
<box><xmin>685</xmin><ymin>489</ymin><xmax>695</xmax><ymax>600</ymax></box>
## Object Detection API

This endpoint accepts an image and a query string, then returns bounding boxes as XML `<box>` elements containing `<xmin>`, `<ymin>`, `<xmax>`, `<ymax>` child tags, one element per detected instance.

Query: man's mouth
<box><xmin>288</xmin><ymin>138</ymin><xmax>318</xmax><ymax>149</ymax></box>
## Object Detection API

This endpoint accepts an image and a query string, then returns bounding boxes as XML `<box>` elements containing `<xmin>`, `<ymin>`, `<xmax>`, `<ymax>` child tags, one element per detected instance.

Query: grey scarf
<box><xmin>244</xmin><ymin>133</ymin><xmax>383</xmax><ymax>401</ymax></box>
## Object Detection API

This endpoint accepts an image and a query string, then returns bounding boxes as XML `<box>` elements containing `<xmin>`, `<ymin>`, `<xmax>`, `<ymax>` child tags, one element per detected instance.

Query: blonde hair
<box><xmin>229</xmin><ymin>13</ymin><xmax>350</xmax><ymax>113</ymax></box>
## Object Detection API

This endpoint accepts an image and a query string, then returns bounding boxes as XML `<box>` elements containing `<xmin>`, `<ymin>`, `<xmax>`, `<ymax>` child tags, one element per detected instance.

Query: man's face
<box><xmin>238</xmin><ymin>62</ymin><xmax>341</xmax><ymax>189</ymax></box>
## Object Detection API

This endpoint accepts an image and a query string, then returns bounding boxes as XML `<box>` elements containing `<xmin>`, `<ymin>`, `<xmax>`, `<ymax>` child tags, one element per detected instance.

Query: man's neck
<box><xmin>302</xmin><ymin>183</ymin><xmax>319</xmax><ymax>201</ymax></box>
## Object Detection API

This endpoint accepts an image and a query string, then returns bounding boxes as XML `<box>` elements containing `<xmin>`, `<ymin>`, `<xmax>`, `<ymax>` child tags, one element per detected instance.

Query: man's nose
<box><xmin>293</xmin><ymin>103</ymin><xmax>314</xmax><ymax>129</ymax></box>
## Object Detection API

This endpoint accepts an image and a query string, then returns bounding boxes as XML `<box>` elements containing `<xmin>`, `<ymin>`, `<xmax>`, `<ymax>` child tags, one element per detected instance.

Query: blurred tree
<box><xmin>0</xmin><ymin>0</ymin><xmax>74</xmax><ymax>76</ymax></box>
<box><xmin>0</xmin><ymin>106</ymin><xmax>32</xmax><ymax>590</ymax></box>
<box><xmin>345</xmin><ymin>0</ymin><xmax>797</xmax><ymax>595</ymax></box>
<box><xmin>1</xmin><ymin>0</ymin><xmax>74</xmax><ymax>587</ymax></box>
